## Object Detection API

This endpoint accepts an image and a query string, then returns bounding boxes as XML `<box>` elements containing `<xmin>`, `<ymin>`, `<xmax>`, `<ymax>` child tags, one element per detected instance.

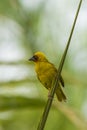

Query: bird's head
<box><xmin>29</xmin><ymin>52</ymin><xmax>48</xmax><ymax>62</ymax></box>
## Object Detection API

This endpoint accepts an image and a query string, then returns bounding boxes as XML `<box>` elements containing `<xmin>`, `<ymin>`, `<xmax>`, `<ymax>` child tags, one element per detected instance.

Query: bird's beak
<box><xmin>29</xmin><ymin>56</ymin><xmax>35</xmax><ymax>61</ymax></box>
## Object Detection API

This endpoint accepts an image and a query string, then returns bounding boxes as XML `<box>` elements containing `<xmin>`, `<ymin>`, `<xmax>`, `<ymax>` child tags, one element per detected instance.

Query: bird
<box><xmin>29</xmin><ymin>51</ymin><xmax>66</xmax><ymax>102</ymax></box>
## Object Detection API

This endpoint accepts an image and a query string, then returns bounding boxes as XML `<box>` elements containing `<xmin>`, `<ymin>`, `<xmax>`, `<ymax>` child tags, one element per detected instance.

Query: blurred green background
<box><xmin>0</xmin><ymin>0</ymin><xmax>87</xmax><ymax>130</ymax></box>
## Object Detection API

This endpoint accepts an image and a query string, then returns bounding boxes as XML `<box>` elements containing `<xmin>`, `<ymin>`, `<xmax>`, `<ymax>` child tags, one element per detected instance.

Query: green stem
<box><xmin>37</xmin><ymin>0</ymin><xmax>83</xmax><ymax>130</ymax></box>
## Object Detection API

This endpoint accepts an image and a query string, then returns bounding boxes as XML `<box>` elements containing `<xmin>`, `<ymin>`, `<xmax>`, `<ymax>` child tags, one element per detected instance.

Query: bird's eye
<box><xmin>33</xmin><ymin>55</ymin><xmax>38</xmax><ymax>61</ymax></box>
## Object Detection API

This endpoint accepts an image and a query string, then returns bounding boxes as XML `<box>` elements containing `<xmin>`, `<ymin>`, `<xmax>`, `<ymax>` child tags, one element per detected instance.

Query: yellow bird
<box><xmin>29</xmin><ymin>52</ymin><xmax>66</xmax><ymax>102</ymax></box>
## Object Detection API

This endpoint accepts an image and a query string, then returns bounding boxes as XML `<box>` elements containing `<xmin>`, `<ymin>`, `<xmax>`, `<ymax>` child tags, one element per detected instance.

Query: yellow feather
<box><xmin>29</xmin><ymin>51</ymin><xmax>66</xmax><ymax>102</ymax></box>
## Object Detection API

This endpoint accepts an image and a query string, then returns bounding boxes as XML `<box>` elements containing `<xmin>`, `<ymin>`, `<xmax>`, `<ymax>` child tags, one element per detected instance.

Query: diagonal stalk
<box><xmin>37</xmin><ymin>0</ymin><xmax>83</xmax><ymax>130</ymax></box>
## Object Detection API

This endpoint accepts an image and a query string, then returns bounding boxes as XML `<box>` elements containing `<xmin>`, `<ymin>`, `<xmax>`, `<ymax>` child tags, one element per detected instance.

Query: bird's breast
<box><xmin>35</xmin><ymin>62</ymin><xmax>57</xmax><ymax>89</ymax></box>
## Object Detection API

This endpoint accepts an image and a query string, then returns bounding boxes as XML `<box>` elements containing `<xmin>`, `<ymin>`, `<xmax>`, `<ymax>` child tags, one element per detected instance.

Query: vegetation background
<box><xmin>0</xmin><ymin>0</ymin><xmax>87</xmax><ymax>130</ymax></box>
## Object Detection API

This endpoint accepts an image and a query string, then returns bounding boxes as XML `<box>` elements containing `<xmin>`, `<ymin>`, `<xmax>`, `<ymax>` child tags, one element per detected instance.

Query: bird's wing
<box><xmin>59</xmin><ymin>75</ymin><xmax>64</xmax><ymax>87</ymax></box>
<box><xmin>50</xmin><ymin>63</ymin><xmax>65</xmax><ymax>87</ymax></box>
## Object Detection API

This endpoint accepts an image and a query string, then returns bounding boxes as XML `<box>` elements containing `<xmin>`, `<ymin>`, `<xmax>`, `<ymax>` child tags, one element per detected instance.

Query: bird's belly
<box><xmin>38</xmin><ymin>73</ymin><xmax>55</xmax><ymax>90</ymax></box>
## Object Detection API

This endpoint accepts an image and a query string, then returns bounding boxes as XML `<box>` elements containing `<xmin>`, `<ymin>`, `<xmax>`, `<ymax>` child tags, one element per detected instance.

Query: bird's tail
<box><xmin>56</xmin><ymin>86</ymin><xmax>66</xmax><ymax>102</ymax></box>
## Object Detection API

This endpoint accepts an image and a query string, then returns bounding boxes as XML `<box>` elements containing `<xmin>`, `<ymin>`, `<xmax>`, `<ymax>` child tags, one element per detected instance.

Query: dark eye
<box><xmin>33</xmin><ymin>55</ymin><xmax>38</xmax><ymax>61</ymax></box>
